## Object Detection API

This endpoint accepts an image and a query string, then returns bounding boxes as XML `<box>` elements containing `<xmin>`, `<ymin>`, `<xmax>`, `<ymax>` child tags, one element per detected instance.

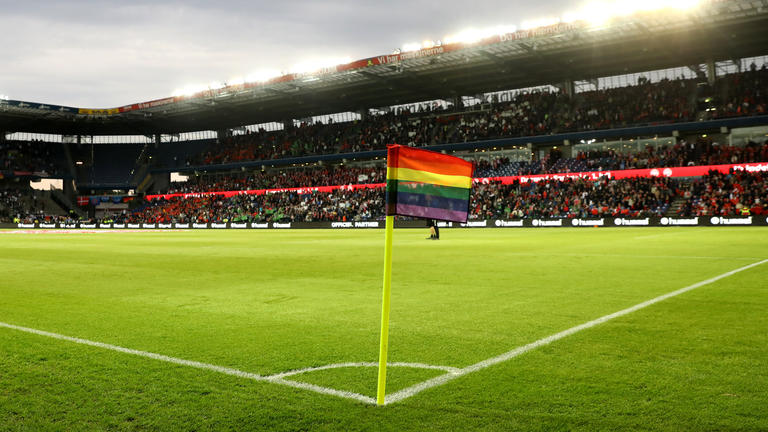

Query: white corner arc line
<box><xmin>269</xmin><ymin>378</ymin><xmax>375</xmax><ymax>404</ymax></box>
<box><xmin>268</xmin><ymin>362</ymin><xmax>460</xmax><ymax>379</ymax></box>
<box><xmin>384</xmin><ymin>258</ymin><xmax>768</xmax><ymax>405</ymax></box>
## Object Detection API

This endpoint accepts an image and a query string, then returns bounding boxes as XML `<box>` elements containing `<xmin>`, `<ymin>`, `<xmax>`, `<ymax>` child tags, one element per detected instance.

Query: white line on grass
<box><xmin>0</xmin><ymin>321</ymin><xmax>375</xmax><ymax>404</ymax></box>
<box><xmin>508</xmin><ymin>252</ymin><xmax>760</xmax><ymax>261</ymax></box>
<box><xmin>383</xmin><ymin>257</ymin><xmax>768</xmax><ymax>404</ymax></box>
<box><xmin>268</xmin><ymin>362</ymin><xmax>460</xmax><ymax>379</ymax></box>
<box><xmin>1</xmin><ymin>258</ymin><xmax>765</xmax><ymax>406</ymax></box>
<box><xmin>0</xmin><ymin>322</ymin><xmax>455</xmax><ymax>404</ymax></box>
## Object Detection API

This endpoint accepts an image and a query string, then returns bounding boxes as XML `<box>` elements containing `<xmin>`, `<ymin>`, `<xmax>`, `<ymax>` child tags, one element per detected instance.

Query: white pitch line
<box><xmin>384</xmin><ymin>258</ymin><xmax>768</xmax><ymax>405</ymax></box>
<box><xmin>1</xmin><ymin>258</ymin><xmax>765</xmax><ymax>406</ymax></box>
<box><xmin>0</xmin><ymin>321</ymin><xmax>456</xmax><ymax>405</ymax></box>
<box><xmin>268</xmin><ymin>362</ymin><xmax>460</xmax><ymax>379</ymax></box>
<box><xmin>268</xmin><ymin>378</ymin><xmax>375</xmax><ymax>404</ymax></box>
<box><xmin>0</xmin><ymin>321</ymin><xmax>375</xmax><ymax>403</ymax></box>
<box><xmin>507</xmin><ymin>252</ymin><xmax>760</xmax><ymax>261</ymax></box>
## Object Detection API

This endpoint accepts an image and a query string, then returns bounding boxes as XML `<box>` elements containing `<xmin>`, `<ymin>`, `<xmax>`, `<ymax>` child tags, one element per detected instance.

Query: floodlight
<box><xmin>564</xmin><ymin>0</ymin><xmax>702</xmax><ymax>27</ymax></box>
<box><xmin>401</xmin><ymin>42</ymin><xmax>421</xmax><ymax>53</ymax></box>
<box><xmin>443</xmin><ymin>25</ymin><xmax>516</xmax><ymax>45</ymax></box>
<box><xmin>520</xmin><ymin>18</ymin><xmax>560</xmax><ymax>31</ymax></box>
<box><xmin>246</xmin><ymin>69</ymin><xmax>282</xmax><ymax>83</ymax></box>
<box><xmin>289</xmin><ymin>57</ymin><xmax>352</xmax><ymax>75</ymax></box>
<box><xmin>172</xmin><ymin>84</ymin><xmax>209</xmax><ymax>97</ymax></box>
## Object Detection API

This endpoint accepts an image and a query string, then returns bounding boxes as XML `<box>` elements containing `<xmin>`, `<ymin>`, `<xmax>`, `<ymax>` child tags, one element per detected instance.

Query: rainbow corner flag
<box><xmin>386</xmin><ymin>144</ymin><xmax>474</xmax><ymax>223</ymax></box>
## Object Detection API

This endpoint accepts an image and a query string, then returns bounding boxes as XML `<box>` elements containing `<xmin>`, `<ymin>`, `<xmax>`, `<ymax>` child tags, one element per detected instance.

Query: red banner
<box><xmin>474</xmin><ymin>162</ymin><xmax>768</xmax><ymax>185</ymax></box>
<box><xmin>145</xmin><ymin>162</ymin><xmax>768</xmax><ymax>201</ymax></box>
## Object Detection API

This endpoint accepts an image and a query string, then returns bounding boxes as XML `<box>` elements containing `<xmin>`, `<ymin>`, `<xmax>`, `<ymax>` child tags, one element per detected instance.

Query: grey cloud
<box><xmin>0</xmin><ymin>0</ymin><xmax>571</xmax><ymax>107</ymax></box>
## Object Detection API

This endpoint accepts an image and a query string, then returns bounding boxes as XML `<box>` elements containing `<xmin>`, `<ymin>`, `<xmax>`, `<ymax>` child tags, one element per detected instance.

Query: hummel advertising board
<box><xmin>5</xmin><ymin>217</ymin><xmax>767</xmax><ymax>230</ymax></box>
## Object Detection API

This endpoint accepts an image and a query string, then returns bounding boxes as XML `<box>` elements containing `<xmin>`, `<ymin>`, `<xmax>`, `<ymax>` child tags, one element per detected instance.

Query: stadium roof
<box><xmin>2</xmin><ymin>0</ymin><xmax>768</xmax><ymax>137</ymax></box>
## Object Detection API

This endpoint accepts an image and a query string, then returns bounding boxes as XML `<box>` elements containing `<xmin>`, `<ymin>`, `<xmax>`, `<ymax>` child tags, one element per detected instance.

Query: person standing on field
<box><xmin>426</xmin><ymin>219</ymin><xmax>439</xmax><ymax>240</ymax></box>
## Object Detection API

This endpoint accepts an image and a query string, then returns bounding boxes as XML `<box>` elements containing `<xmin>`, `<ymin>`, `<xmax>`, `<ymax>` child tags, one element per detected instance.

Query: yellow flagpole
<box><xmin>376</xmin><ymin>214</ymin><xmax>395</xmax><ymax>405</ymax></box>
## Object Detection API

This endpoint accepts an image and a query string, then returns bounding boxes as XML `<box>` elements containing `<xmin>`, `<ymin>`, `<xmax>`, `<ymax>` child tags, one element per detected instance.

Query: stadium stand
<box><xmin>705</xmin><ymin>64</ymin><xmax>768</xmax><ymax>119</ymax></box>
<box><xmin>0</xmin><ymin>189</ymin><xmax>25</xmax><ymax>222</ymax></box>
<box><xmin>124</xmin><ymin>176</ymin><xmax>673</xmax><ymax>224</ymax></box>
<box><xmin>0</xmin><ymin>186</ymin><xmax>77</xmax><ymax>224</ymax></box>
<box><xmin>78</xmin><ymin>144</ymin><xmax>144</xmax><ymax>186</ymax></box>
<box><xmin>469</xmin><ymin>177</ymin><xmax>676</xmax><ymax>219</ymax></box>
<box><xmin>154</xmin><ymin>140</ymin><xmax>768</xmax><ymax>194</ymax></box>
<box><xmin>178</xmin><ymin>68</ymin><xmax>766</xmax><ymax>168</ymax></box>
<box><xmin>118</xmin><ymin>170</ymin><xmax>766</xmax><ymax>225</ymax></box>
<box><xmin>167</xmin><ymin>166</ymin><xmax>385</xmax><ymax>194</ymax></box>
<box><xmin>128</xmin><ymin>187</ymin><xmax>385</xmax><ymax>224</ymax></box>
<box><xmin>677</xmin><ymin>170</ymin><xmax>767</xmax><ymax>216</ymax></box>
<box><xmin>476</xmin><ymin>140</ymin><xmax>768</xmax><ymax>177</ymax></box>
<box><xmin>0</xmin><ymin>140</ymin><xmax>68</xmax><ymax>175</ymax></box>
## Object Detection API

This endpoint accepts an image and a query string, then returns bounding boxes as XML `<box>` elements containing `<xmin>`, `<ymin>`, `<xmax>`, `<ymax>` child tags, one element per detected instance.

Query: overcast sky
<box><xmin>0</xmin><ymin>0</ymin><xmax>573</xmax><ymax>108</ymax></box>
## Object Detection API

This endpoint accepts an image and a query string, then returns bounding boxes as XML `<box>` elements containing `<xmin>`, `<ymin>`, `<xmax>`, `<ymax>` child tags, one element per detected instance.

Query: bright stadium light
<box><xmin>289</xmin><ymin>57</ymin><xmax>352</xmax><ymax>75</ymax></box>
<box><xmin>563</xmin><ymin>0</ymin><xmax>701</xmax><ymax>27</ymax></box>
<box><xmin>520</xmin><ymin>18</ymin><xmax>560</xmax><ymax>31</ymax></box>
<box><xmin>401</xmin><ymin>42</ymin><xmax>421</xmax><ymax>52</ymax></box>
<box><xmin>0</xmin><ymin>94</ymin><xmax>8</xmax><ymax>100</ymax></box>
<box><xmin>246</xmin><ymin>69</ymin><xmax>282</xmax><ymax>83</ymax></box>
<box><xmin>443</xmin><ymin>25</ymin><xmax>516</xmax><ymax>45</ymax></box>
<box><xmin>208</xmin><ymin>81</ymin><xmax>225</xmax><ymax>90</ymax></box>
<box><xmin>172</xmin><ymin>83</ymin><xmax>209</xmax><ymax>97</ymax></box>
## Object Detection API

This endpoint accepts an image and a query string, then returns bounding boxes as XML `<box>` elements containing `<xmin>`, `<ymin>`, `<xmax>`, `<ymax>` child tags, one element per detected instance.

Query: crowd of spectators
<box><xmin>5</xmin><ymin>170</ymin><xmax>763</xmax><ymax>224</ymax></box>
<box><xmin>476</xmin><ymin>140</ymin><xmax>768</xmax><ymax>177</ymax></box>
<box><xmin>0</xmin><ymin>189</ymin><xmax>25</xmax><ymax>221</ymax></box>
<box><xmin>168</xmin><ymin>166</ymin><xmax>385</xmax><ymax>194</ymax></box>
<box><xmin>469</xmin><ymin>177</ymin><xmax>677</xmax><ymax>220</ymax></box>
<box><xmin>126</xmin><ymin>165</ymin><xmax>768</xmax><ymax>224</ymax></box>
<box><xmin>167</xmin><ymin>140</ymin><xmax>768</xmax><ymax>195</ymax></box>
<box><xmin>128</xmin><ymin>188</ymin><xmax>384</xmax><ymax>224</ymax></box>
<box><xmin>0</xmin><ymin>140</ymin><xmax>66</xmax><ymax>175</ymax></box>
<box><xmin>128</xmin><ymin>175</ymin><xmax>684</xmax><ymax>224</ymax></box>
<box><xmin>183</xmin><ymin>67</ymin><xmax>768</xmax><ymax>167</ymax></box>
<box><xmin>0</xmin><ymin>187</ymin><xmax>74</xmax><ymax>223</ymax></box>
<box><xmin>707</xmin><ymin>64</ymin><xmax>768</xmax><ymax>119</ymax></box>
<box><xmin>677</xmin><ymin>170</ymin><xmax>767</xmax><ymax>216</ymax></box>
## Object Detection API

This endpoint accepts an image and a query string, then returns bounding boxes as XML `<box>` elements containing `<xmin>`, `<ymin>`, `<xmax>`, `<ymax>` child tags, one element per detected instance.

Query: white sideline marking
<box><xmin>1</xmin><ymin>258</ymin><xmax>765</xmax><ymax>406</ymax></box>
<box><xmin>509</xmin><ymin>252</ymin><xmax>760</xmax><ymax>261</ymax></box>
<box><xmin>383</xmin><ymin>258</ymin><xmax>768</xmax><ymax>404</ymax></box>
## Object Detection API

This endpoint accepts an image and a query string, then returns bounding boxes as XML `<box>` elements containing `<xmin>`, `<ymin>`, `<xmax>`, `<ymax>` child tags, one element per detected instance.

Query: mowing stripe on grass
<box><xmin>384</xmin><ymin>257</ymin><xmax>768</xmax><ymax>405</ymax></box>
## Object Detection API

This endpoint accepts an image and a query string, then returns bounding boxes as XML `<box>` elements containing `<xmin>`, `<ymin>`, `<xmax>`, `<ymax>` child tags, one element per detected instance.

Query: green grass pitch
<box><xmin>1</xmin><ymin>227</ymin><xmax>767</xmax><ymax>431</ymax></box>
